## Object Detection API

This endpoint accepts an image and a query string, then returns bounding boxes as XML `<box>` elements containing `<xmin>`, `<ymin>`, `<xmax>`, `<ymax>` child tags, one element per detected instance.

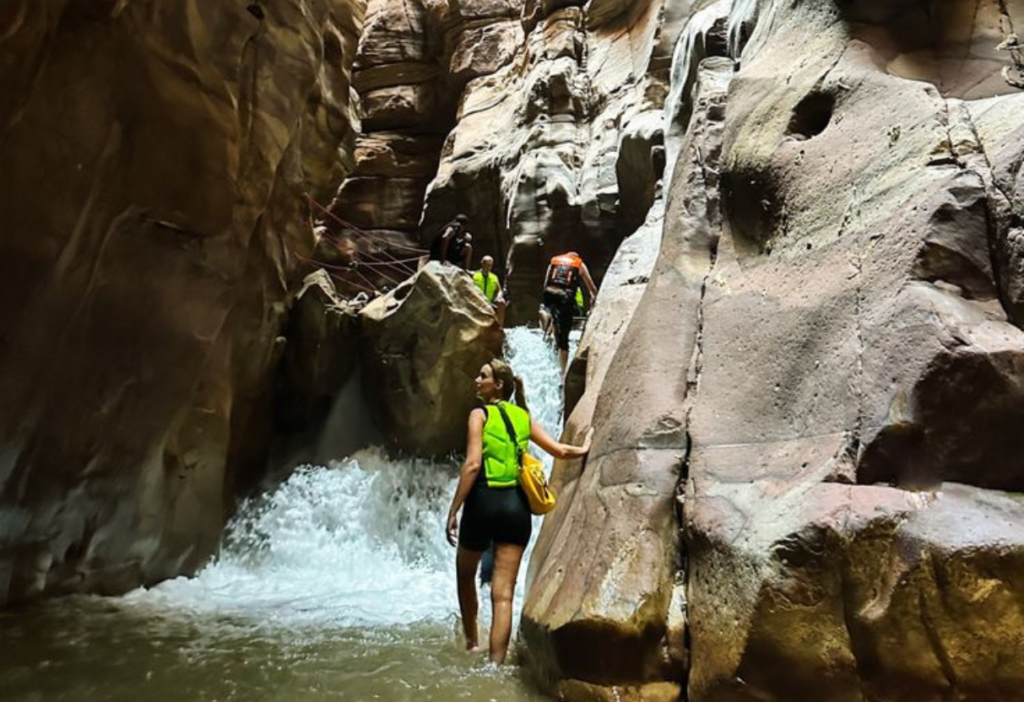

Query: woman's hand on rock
<box><xmin>446</xmin><ymin>512</ymin><xmax>459</xmax><ymax>547</ymax></box>
<box><xmin>580</xmin><ymin>427</ymin><xmax>595</xmax><ymax>455</ymax></box>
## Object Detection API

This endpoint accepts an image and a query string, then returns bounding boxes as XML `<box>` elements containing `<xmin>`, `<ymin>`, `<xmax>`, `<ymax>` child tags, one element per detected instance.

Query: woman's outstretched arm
<box><xmin>446</xmin><ymin>409</ymin><xmax>486</xmax><ymax>546</ymax></box>
<box><xmin>530</xmin><ymin>421</ymin><xmax>594</xmax><ymax>460</ymax></box>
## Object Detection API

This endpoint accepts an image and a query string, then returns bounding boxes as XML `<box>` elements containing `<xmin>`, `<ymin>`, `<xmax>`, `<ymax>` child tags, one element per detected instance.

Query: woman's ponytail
<box><xmin>513</xmin><ymin>375</ymin><xmax>529</xmax><ymax>415</ymax></box>
<box><xmin>487</xmin><ymin>359</ymin><xmax>529</xmax><ymax>415</ymax></box>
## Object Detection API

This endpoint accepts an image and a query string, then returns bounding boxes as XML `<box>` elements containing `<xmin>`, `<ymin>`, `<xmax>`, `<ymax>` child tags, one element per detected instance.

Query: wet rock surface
<box><xmin>275</xmin><ymin>271</ymin><xmax>361</xmax><ymax>436</ymax></box>
<box><xmin>359</xmin><ymin>263</ymin><xmax>504</xmax><ymax>456</ymax></box>
<box><xmin>0</xmin><ymin>0</ymin><xmax>366</xmax><ymax>605</ymax></box>
<box><xmin>525</xmin><ymin>0</ymin><xmax>1024</xmax><ymax>700</ymax></box>
<box><xmin>522</xmin><ymin>50</ymin><xmax>733</xmax><ymax>701</ymax></box>
<box><xmin>684</xmin><ymin>1</ymin><xmax>1024</xmax><ymax>701</ymax></box>
<box><xmin>3</xmin><ymin>0</ymin><xmax>1024</xmax><ymax>700</ymax></box>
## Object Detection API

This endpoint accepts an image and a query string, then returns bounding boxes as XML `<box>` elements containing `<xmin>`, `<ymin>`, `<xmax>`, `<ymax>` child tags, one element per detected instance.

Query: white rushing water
<box><xmin>124</xmin><ymin>327</ymin><xmax>570</xmax><ymax>635</ymax></box>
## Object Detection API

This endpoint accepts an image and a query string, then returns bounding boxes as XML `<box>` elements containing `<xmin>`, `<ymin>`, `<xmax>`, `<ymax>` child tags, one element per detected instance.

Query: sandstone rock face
<box><xmin>5</xmin><ymin>2</ymin><xmax>1024</xmax><ymax>701</ymax></box>
<box><xmin>275</xmin><ymin>271</ymin><xmax>361</xmax><ymax>436</ymax></box>
<box><xmin>318</xmin><ymin>0</ymin><xmax>689</xmax><ymax>324</ymax></box>
<box><xmin>523</xmin><ymin>0</ymin><xmax>1024</xmax><ymax>700</ymax></box>
<box><xmin>0</xmin><ymin>0</ymin><xmax>365</xmax><ymax>605</ymax></box>
<box><xmin>521</xmin><ymin>49</ymin><xmax>733</xmax><ymax>702</ymax></box>
<box><xmin>563</xmin><ymin>200</ymin><xmax>663</xmax><ymax>418</ymax></box>
<box><xmin>359</xmin><ymin>262</ymin><xmax>504</xmax><ymax>456</ymax></box>
<box><xmin>321</xmin><ymin>0</ymin><xmax>451</xmax><ymax>227</ymax></box>
<box><xmin>422</xmin><ymin>0</ymin><xmax>675</xmax><ymax>324</ymax></box>
<box><xmin>683</xmin><ymin>2</ymin><xmax>1024</xmax><ymax>699</ymax></box>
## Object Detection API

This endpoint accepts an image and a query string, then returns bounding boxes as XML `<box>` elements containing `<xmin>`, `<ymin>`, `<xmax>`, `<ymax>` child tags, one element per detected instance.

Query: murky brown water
<box><xmin>0</xmin><ymin>596</ymin><xmax>545</xmax><ymax>702</ymax></box>
<box><xmin>1</xmin><ymin>331</ymin><xmax>565</xmax><ymax>702</ymax></box>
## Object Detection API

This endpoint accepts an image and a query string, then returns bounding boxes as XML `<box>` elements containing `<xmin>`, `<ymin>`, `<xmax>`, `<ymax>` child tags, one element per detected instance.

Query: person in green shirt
<box><xmin>446</xmin><ymin>359</ymin><xmax>593</xmax><ymax>664</ymax></box>
<box><xmin>472</xmin><ymin>255</ymin><xmax>506</xmax><ymax>327</ymax></box>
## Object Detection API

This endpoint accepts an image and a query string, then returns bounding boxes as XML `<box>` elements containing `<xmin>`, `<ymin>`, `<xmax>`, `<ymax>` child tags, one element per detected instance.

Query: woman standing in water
<box><xmin>445</xmin><ymin>359</ymin><xmax>593</xmax><ymax>663</ymax></box>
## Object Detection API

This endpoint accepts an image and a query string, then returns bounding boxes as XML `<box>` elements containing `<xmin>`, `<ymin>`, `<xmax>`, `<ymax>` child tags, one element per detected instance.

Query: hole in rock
<box><xmin>857</xmin><ymin>423</ymin><xmax>926</xmax><ymax>488</ymax></box>
<box><xmin>246</xmin><ymin>3</ymin><xmax>265</xmax><ymax>20</ymax></box>
<box><xmin>392</xmin><ymin>279</ymin><xmax>414</xmax><ymax>301</ymax></box>
<box><xmin>786</xmin><ymin>91</ymin><xmax>836</xmax><ymax>140</ymax></box>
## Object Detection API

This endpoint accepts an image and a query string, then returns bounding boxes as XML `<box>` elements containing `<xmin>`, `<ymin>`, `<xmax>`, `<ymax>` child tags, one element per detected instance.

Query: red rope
<box><xmin>307</xmin><ymin>194</ymin><xmax>428</xmax><ymax>254</ymax></box>
<box><xmin>295</xmin><ymin>253</ymin><xmax>410</xmax><ymax>284</ymax></box>
<box><xmin>295</xmin><ymin>253</ymin><xmax>393</xmax><ymax>297</ymax></box>
<box><xmin>299</xmin><ymin>194</ymin><xmax>437</xmax><ymax>293</ymax></box>
<box><xmin>349</xmin><ymin>264</ymin><xmax>386</xmax><ymax>294</ymax></box>
<box><xmin>353</xmin><ymin>256</ymin><xmax>422</xmax><ymax>267</ymax></box>
<box><xmin>317</xmin><ymin>225</ymin><xmax>422</xmax><ymax>272</ymax></box>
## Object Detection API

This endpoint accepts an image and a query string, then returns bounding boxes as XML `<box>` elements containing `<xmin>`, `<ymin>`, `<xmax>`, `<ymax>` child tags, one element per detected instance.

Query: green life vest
<box><xmin>473</xmin><ymin>270</ymin><xmax>500</xmax><ymax>303</ymax></box>
<box><xmin>575</xmin><ymin>287</ymin><xmax>585</xmax><ymax>313</ymax></box>
<box><xmin>481</xmin><ymin>402</ymin><xmax>530</xmax><ymax>488</ymax></box>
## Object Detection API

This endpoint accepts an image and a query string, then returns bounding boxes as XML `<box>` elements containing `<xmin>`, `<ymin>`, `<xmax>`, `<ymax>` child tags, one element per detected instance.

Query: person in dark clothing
<box><xmin>428</xmin><ymin>214</ymin><xmax>473</xmax><ymax>269</ymax></box>
<box><xmin>446</xmin><ymin>360</ymin><xmax>593</xmax><ymax>664</ymax></box>
<box><xmin>542</xmin><ymin>251</ymin><xmax>597</xmax><ymax>372</ymax></box>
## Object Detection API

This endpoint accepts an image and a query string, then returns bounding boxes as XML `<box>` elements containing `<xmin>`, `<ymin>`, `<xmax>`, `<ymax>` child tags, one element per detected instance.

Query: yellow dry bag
<box><xmin>495</xmin><ymin>404</ymin><xmax>557</xmax><ymax>515</ymax></box>
<box><xmin>519</xmin><ymin>453</ymin><xmax>556</xmax><ymax>515</ymax></box>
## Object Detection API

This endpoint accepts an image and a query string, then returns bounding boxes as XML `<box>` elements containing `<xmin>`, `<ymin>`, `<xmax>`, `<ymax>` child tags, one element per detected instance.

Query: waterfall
<box><xmin>124</xmin><ymin>328</ymin><xmax>566</xmax><ymax>634</ymax></box>
<box><xmin>727</xmin><ymin>0</ymin><xmax>764</xmax><ymax>59</ymax></box>
<box><xmin>664</xmin><ymin>0</ymin><xmax>732</xmax><ymax>179</ymax></box>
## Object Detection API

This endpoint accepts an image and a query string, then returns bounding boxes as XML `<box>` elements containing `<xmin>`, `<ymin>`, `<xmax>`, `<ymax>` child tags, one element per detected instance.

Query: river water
<box><xmin>0</xmin><ymin>328</ymin><xmax>570</xmax><ymax>702</ymax></box>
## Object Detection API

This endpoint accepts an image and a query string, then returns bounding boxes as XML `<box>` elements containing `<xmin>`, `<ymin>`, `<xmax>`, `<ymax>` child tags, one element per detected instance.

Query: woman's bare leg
<box><xmin>456</xmin><ymin>547</ymin><xmax>484</xmax><ymax>651</ymax></box>
<box><xmin>489</xmin><ymin>542</ymin><xmax>526</xmax><ymax>663</ymax></box>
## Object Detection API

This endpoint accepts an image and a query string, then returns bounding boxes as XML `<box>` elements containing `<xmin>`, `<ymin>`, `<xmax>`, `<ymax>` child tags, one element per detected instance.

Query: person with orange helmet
<box><xmin>542</xmin><ymin>251</ymin><xmax>597</xmax><ymax>372</ymax></box>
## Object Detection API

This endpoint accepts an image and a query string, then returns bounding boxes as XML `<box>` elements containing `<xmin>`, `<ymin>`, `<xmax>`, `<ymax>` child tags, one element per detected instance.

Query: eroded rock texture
<box><xmin>686</xmin><ymin>2</ymin><xmax>1024</xmax><ymax>700</ymax></box>
<box><xmin>4</xmin><ymin>0</ymin><xmax>1024</xmax><ymax>700</ymax></box>
<box><xmin>360</xmin><ymin>263</ymin><xmax>504</xmax><ymax>455</ymax></box>
<box><xmin>0</xmin><ymin>0</ymin><xmax>365</xmax><ymax>605</ymax></box>
<box><xmin>422</xmin><ymin>0</ymin><xmax>674</xmax><ymax>323</ymax></box>
<box><xmin>524</xmin><ymin>0</ymin><xmax>1024</xmax><ymax>701</ymax></box>
<box><xmin>523</xmin><ymin>47</ymin><xmax>731</xmax><ymax>702</ymax></box>
<box><xmin>319</xmin><ymin>0</ymin><xmax>681</xmax><ymax>322</ymax></box>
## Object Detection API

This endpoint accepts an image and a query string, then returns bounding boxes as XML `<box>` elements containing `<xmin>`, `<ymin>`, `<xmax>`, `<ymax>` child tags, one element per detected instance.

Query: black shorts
<box><xmin>459</xmin><ymin>482</ymin><xmax>532</xmax><ymax>551</ymax></box>
<box><xmin>543</xmin><ymin>288</ymin><xmax>575</xmax><ymax>351</ymax></box>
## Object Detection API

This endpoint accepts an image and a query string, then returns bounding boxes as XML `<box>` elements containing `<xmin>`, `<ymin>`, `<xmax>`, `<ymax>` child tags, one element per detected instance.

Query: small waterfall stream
<box><xmin>1</xmin><ymin>328</ymin><xmax>568</xmax><ymax>702</ymax></box>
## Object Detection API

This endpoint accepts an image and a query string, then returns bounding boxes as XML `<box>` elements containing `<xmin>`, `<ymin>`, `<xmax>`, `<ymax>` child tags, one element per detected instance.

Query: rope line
<box><xmin>294</xmin><ymin>253</ymin><xmax>369</xmax><ymax>287</ymax></box>
<box><xmin>316</xmin><ymin>225</ymin><xmax>421</xmax><ymax>273</ymax></box>
<box><xmin>306</xmin><ymin>194</ymin><xmax>428</xmax><ymax>254</ymax></box>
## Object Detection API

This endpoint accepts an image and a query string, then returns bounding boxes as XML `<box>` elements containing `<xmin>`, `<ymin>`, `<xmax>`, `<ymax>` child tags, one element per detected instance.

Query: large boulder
<box><xmin>0</xmin><ymin>0</ymin><xmax>364</xmax><ymax>605</ymax></box>
<box><xmin>683</xmin><ymin>1</ymin><xmax>1024</xmax><ymax>701</ymax></box>
<box><xmin>520</xmin><ymin>54</ymin><xmax>734</xmax><ymax>702</ymax></box>
<box><xmin>524</xmin><ymin>0</ymin><xmax>1024</xmax><ymax>698</ymax></box>
<box><xmin>359</xmin><ymin>262</ymin><xmax>504</xmax><ymax>455</ymax></box>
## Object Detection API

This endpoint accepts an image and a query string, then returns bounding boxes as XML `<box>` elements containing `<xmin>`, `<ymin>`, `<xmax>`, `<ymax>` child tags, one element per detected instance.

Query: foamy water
<box><xmin>125</xmin><ymin>449</ymin><xmax>457</xmax><ymax>628</ymax></box>
<box><xmin>2</xmin><ymin>328</ymin><xmax>578</xmax><ymax>702</ymax></box>
<box><xmin>123</xmin><ymin>328</ymin><xmax>571</xmax><ymax>634</ymax></box>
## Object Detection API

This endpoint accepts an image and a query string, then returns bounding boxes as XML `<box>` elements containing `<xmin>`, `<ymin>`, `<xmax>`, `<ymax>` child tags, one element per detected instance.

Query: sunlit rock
<box><xmin>420</xmin><ymin>0</ymin><xmax>675</xmax><ymax>325</ymax></box>
<box><xmin>682</xmin><ymin>1</ymin><xmax>1024</xmax><ymax>700</ymax></box>
<box><xmin>522</xmin><ymin>51</ymin><xmax>734</xmax><ymax>699</ymax></box>
<box><xmin>359</xmin><ymin>262</ymin><xmax>504</xmax><ymax>456</ymax></box>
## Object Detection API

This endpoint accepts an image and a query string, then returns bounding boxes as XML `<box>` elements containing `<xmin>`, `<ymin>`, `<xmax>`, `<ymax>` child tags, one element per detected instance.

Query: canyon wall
<box><xmin>0</xmin><ymin>0</ymin><xmax>365</xmax><ymax>605</ymax></box>
<box><xmin>524</xmin><ymin>0</ymin><xmax>1024</xmax><ymax>701</ymax></box>
<box><xmin>4</xmin><ymin>1</ymin><xmax>1024</xmax><ymax>701</ymax></box>
<box><xmin>319</xmin><ymin>0</ymin><xmax>682</xmax><ymax>320</ymax></box>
